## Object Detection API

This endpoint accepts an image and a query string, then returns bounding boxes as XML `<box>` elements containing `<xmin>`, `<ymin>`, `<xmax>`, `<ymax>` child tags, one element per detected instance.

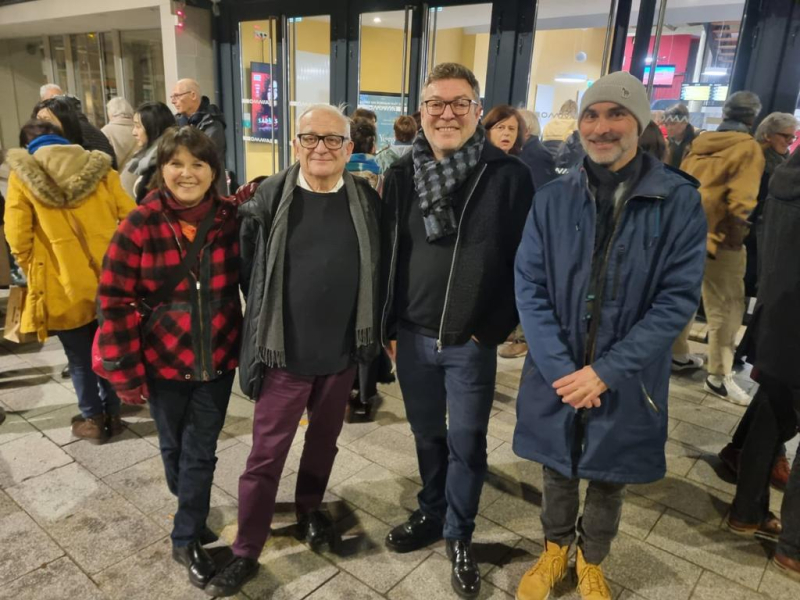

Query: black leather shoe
<box><xmin>296</xmin><ymin>510</ymin><xmax>340</xmax><ymax>551</ymax></box>
<box><xmin>348</xmin><ymin>391</ymin><xmax>375</xmax><ymax>420</ymax></box>
<box><xmin>172</xmin><ymin>540</ymin><xmax>216</xmax><ymax>588</ymax></box>
<box><xmin>385</xmin><ymin>509</ymin><xmax>443</xmax><ymax>553</ymax></box>
<box><xmin>204</xmin><ymin>556</ymin><xmax>260</xmax><ymax>598</ymax></box>
<box><xmin>446</xmin><ymin>539</ymin><xmax>481</xmax><ymax>598</ymax></box>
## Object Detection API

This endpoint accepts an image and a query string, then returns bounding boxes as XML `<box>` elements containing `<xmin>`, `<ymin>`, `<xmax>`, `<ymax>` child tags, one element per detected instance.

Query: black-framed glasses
<box><xmin>776</xmin><ymin>132</ymin><xmax>797</xmax><ymax>143</ymax></box>
<box><xmin>297</xmin><ymin>133</ymin><xmax>348</xmax><ymax>150</ymax></box>
<box><xmin>422</xmin><ymin>98</ymin><xmax>478</xmax><ymax>116</ymax></box>
<box><xmin>170</xmin><ymin>91</ymin><xmax>191</xmax><ymax>101</ymax></box>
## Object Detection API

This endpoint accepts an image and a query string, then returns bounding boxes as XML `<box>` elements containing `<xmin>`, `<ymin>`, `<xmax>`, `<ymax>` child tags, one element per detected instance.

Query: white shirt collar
<box><xmin>297</xmin><ymin>169</ymin><xmax>345</xmax><ymax>193</ymax></box>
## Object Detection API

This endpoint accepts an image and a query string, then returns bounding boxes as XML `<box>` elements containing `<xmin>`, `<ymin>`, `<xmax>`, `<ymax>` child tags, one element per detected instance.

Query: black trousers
<box><xmin>148</xmin><ymin>371</ymin><xmax>234</xmax><ymax>546</ymax></box>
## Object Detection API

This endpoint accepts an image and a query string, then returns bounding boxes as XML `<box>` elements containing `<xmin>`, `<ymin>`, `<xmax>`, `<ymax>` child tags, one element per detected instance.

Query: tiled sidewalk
<box><xmin>1</xmin><ymin>317</ymin><xmax>799</xmax><ymax>600</ymax></box>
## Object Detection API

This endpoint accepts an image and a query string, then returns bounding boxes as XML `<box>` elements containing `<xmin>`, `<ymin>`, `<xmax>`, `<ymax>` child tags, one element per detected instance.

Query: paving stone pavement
<box><xmin>0</xmin><ymin>321</ymin><xmax>799</xmax><ymax>600</ymax></box>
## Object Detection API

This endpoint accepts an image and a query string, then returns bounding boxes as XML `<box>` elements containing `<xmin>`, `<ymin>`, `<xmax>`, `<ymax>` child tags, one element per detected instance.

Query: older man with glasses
<box><xmin>205</xmin><ymin>104</ymin><xmax>382</xmax><ymax>598</ymax></box>
<box><xmin>381</xmin><ymin>62</ymin><xmax>533</xmax><ymax>598</ymax></box>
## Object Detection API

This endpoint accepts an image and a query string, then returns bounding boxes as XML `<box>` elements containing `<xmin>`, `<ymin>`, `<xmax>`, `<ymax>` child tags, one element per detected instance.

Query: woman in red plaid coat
<box><xmin>96</xmin><ymin>126</ymin><xmax>241</xmax><ymax>589</ymax></box>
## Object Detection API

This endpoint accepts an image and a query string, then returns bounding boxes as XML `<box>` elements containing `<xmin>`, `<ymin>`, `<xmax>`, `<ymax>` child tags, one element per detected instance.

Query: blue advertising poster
<box><xmin>357</xmin><ymin>92</ymin><xmax>408</xmax><ymax>150</ymax></box>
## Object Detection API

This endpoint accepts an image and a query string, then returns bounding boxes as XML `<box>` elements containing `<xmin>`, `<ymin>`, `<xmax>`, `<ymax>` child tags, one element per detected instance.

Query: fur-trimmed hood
<box><xmin>5</xmin><ymin>146</ymin><xmax>112</xmax><ymax>209</ymax></box>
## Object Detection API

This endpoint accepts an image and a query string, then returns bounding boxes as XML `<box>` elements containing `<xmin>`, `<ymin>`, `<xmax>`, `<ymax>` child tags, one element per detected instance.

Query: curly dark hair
<box><xmin>350</xmin><ymin>117</ymin><xmax>377</xmax><ymax>154</ymax></box>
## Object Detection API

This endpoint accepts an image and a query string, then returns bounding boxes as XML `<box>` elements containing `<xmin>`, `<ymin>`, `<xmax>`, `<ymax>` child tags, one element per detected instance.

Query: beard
<box><xmin>580</xmin><ymin>132</ymin><xmax>636</xmax><ymax>167</ymax></box>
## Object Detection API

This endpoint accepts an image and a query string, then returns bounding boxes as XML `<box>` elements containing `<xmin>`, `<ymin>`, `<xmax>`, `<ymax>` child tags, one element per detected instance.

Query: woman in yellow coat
<box><xmin>5</xmin><ymin>119</ymin><xmax>136</xmax><ymax>443</ymax></box>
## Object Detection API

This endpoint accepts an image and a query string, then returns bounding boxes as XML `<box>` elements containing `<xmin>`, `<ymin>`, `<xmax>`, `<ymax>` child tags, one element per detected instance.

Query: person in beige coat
<box><xmin>677</xmin><ymin>91</ymin><xmax>765</xmax><ymax>406</ymax></box>
<box><xmin>5</xmin><ymin>119</ymin><xmax>136</xmax><ymax>442</ymax></box>
<box><xmin>101</xmin><ymin>97</ymin><xmax>138</xmax><ymax>170</ymax></box>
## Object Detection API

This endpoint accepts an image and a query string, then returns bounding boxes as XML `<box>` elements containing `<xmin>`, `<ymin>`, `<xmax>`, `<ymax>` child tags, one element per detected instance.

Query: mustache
<box><xmin>587</xmin><ymin>134</ymin><xmax>622</xmax><ymax>143</ymax></box>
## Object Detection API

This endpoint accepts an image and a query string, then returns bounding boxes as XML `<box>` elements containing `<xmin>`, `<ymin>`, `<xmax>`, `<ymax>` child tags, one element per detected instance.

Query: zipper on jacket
<box><xmin>611</xmin><ymin>245</ymin><xmax>625</xmax><ymax>301</ymax></box>
<box><xmin>380</xmin><ymin>210</ymin><xmax>401</xmax><ymax>349</ymax></box>
<box><xmin>163</xmin><ymin>211</ymin><xmax>217</xmax><ymax>381</ymax></box>
<box><xmin>437</xmin><ymin>164</ymin><xmax>487</xmax><ymax>351</ymax></box>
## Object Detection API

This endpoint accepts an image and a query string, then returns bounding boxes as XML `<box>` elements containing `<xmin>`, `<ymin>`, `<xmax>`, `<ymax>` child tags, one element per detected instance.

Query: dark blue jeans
<box><xmin>395</xmin><ymin>326</ymin><xmax>497</xmax><ymax>540</ymax></box>
<box><xmin>54</xmin><ymin>320</ymin><xmax>120</xmax><ymax>418</ymax></box>
<box><xmin>148</xmin><ymin>371</ymin><xmax>234</xmax><ymax>546</ymax></box>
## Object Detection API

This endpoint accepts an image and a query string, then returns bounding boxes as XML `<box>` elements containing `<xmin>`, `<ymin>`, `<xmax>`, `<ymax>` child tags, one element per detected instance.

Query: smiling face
<box><xmin>579</xmin><ymin>102</ymin><xmax>640</xmax><ymax>172</ymax></box>
<box><xmin>488</xmin><ymin>116</ymin><xmax>519</xmax><ymax>154</ymax></box>
<box><xmin>132</xmin><ymin>113</ymin><xmax>147</xmax><ymax>148</ymax></box>
<box><xmin>293</xmin><ymin>109</ymin><xmax>353</xmax><ymax>190</ymax></box>
<box><xmin>162</xmin><ymin>146</ymin><xmax>215</xmax><ymax>207</ymax></box>
<box><xmin>421</xmin><ymin>78</ymin><xmax>481</xmax><ymax>161</ymax></box>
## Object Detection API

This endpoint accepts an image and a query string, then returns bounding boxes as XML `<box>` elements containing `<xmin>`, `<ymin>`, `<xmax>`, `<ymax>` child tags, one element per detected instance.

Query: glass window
<box><xmin>527</xmin><ymin>1</ymin><xmax>614</xmax><ymax>146</ymax></box>
<box><xmin>239</xmin><ymin>19</ymin><xmax>281</xmax><ymax>180</ymax></box>
<box><xmin>100</xmin><ymin>32</ymin><xmax>118</xmax><ymax>100</ymax></box>
<box><xmin>623</xmin><ymin>0</ymin><xmax>746</xmax><ymax>131</ymax></box>
<box><xmin>49</xmin><ymin>35</ymin><xmax>68</xmax><ymax>91</ymax></box>
<box><xmin>70</xmin><ymin>33</ymin><xmax>105</xmax><ymax>126</ymax></box>
<box><xmin>120</xmin><ymin>30</ymin><xmax>166</xmax><ymax>108</ymax></box>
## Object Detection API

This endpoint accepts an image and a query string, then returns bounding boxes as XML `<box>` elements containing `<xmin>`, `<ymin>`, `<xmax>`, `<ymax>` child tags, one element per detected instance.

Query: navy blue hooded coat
<box><xmin>513</xmin><ymin>153</ymin><xmax>706</xmax><ymax>484</ymax></box>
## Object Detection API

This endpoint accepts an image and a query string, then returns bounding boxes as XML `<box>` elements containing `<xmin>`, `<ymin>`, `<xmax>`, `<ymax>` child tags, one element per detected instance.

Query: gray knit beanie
<box><xmin>579</xmin><ymin>71</ymin><xmax>651</xmax><ymax>133</ymax></box>
<box><xmin>723</xmin><ymin>91</ymin><xmax>762</xmax><ymax>125</ymax></box>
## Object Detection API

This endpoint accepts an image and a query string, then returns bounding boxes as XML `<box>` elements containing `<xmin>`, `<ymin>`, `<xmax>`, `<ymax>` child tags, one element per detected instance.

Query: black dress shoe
<box><xmin>204</xmin><ymin>556</ymin><xmax>259</xmax><ymax>598</ymax></box>
<box><xmin>172</xmin><ymin>540</ymin><xmax>216</xmax><ymax>588</ymax></box>
<box><xmin>61</xmin><ymin>365</ymin><xmax>70</xmax><ymax>379</ymax></box>
<box><xmin>385</xmin><ymin>509</ymin><xmax>443</xmax><ymax>553</ymax></box>
<box><xmin>446</xmin><ymin>539</ymin><xmax>481</xmax><ymax>599</ymax></box>
<box><xmin>296</xmin><ymin>510</ymin><xmax>340</xmax><ymax>551</ymax></box>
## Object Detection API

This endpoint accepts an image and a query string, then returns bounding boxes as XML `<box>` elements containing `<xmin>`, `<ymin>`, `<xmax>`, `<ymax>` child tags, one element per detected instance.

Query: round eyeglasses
<box><xmin>296</xmin><ymin>133</ymin><xmax>348</xmax><ymax>150</ymax></box>
<box><xmin>422</xmin><ymin>99</ymin><xmax>478</xmax><ymax>117</ymax></box>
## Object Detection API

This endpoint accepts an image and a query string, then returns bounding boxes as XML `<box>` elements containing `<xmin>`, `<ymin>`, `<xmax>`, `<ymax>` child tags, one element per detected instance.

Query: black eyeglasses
<box><xmin>776</xmin><ymin>132</ymin><xmax>797</xmax><ymax>143</ymax></box>
<box><xmin>422</xmin><ymin>98</ymin><xmax>478</xmax><ymax>116</ymax></box>
<box><xmin>296</xmin><ymin>133</ymin><xmax>349</xmax><ymax>150</ymax></box>
<box><xmin>170</xmin><ymin>91</ymin><xmax>191</xmax><ymax>101</ymax></box>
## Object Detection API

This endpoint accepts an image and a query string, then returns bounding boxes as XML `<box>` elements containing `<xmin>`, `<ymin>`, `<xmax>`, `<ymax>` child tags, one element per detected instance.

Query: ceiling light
<box><xmin>555</xmin><ymin>73</ymin><xmax>588</xmax><ymax>83</ymax></box>
<box><xmin>373</xmin><ymin>17</ymin><xmax>382</xmax><ymax>23</ymax></box>
<box><xmin>645</xmin><ymin>56</ymin><xmax>653</xmax><ymax>64</ymax></box>
<box><xmin>702</xmin><ymin>67</ymin><xmax>728</xmax><ymax>77</ymax></box>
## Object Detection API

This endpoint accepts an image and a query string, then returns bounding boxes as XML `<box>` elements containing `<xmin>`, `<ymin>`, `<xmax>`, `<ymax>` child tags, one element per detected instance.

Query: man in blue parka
<box><xmin>513</xmin><ymin>72</ymin><xmax>707</xmax><ymax>600</ymax></box>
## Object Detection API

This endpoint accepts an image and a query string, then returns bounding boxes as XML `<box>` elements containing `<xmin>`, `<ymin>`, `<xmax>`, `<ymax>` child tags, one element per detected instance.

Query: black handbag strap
<box><xmin>140</xmin><ymin>205</ymin><xmax>218</xmax><ymax>312</ymax></box>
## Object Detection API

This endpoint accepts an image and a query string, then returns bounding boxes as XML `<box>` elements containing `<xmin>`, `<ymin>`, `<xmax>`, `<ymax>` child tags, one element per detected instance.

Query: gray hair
<box><xmin>755</xmin><ymin>112</ymin><xmax>799</xmax><ymax>143</ymax></box>
<box><xmin>518</xmin><ymin>109</ymin><xmax>541</xmax><ymax>137</ymax></box>
<box><xmin>422</xmin><ymin>62</ymin><xmax>481</xmax><ymax>101</ymax></box>
<box><xmin>723</xmin><ymin>91</ymin><xmax>762</xmax><ymax>125</ymax></box>
<box><xmin>39</xmin><ymin>83</ymin><xmax>63</xmax><ymax>100</ymax></box>
<box><xmin>106</xmin><ymin>97</ymin><xmax>134</xmax><ymax>119</ymax></box>
<box><xmin>295</xmin><ymin>104</ymin><xmax>350</xmax><ymax>137</ymax></box>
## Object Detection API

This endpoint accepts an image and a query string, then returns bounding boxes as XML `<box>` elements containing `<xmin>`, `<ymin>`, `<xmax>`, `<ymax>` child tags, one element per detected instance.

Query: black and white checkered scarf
<box><xmin>412</xmin><ymin>124</ymin><xmax>485</xmax><ymax>242</ymax></box>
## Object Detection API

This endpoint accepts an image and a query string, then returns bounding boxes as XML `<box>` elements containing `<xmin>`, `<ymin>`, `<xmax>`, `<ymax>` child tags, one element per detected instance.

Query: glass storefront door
<box><xmin>239</xmin><ymin>13</ymin><xmax>333</xmax><ymax>180</ymax></box>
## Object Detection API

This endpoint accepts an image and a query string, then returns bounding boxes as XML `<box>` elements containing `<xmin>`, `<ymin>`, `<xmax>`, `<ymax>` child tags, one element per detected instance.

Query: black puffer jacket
<box><xmin>381</xmin><ymin>143</ymin><xmax>534</xmax><ymax>347</ymax></box>
<box><xmin>751</xmin><ymin>149</ymin><xmax>800</xmax><ymax>386</ymax></box>
<box><xmin>78</xmin><ymin>114</ymin><xmax>118</xmax><ymax>171</ymax></box>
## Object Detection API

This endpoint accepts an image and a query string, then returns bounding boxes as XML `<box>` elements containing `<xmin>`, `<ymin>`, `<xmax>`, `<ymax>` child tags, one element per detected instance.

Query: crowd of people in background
<box><xmin>0</xmin><ymin>58</ymin><xmax>799</xmax><ymax>600</ymax></box>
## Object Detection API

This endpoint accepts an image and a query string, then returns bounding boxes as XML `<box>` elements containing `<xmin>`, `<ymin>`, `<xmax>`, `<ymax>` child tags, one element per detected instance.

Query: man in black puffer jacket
<box><xmin>381</xmin><ymin>63</ymin><xmax>533</xmax><ymax>599</ymax></box>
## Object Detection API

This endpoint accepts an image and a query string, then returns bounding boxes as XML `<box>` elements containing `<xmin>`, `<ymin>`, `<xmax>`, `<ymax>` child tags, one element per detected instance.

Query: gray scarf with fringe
<box><xmin>255</xmin><ymin>164</ymin><xmax>375</xmax><ymax>368</ymax></box>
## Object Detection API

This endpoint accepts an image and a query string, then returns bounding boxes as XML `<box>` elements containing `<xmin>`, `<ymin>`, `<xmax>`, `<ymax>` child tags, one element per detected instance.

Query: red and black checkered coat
<box><xmin>97</xmin><ymin>190</ymin><xmax>242</xmax><ymax>392</ymax></box>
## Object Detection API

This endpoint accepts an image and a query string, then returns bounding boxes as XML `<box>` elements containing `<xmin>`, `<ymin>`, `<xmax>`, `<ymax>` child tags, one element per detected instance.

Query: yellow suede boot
<box><xmin>516</xmin><ymin>540</ymin><xmax>569</xmax><ymax>600</ymax></box>
<box><xmin>576</xmin><ymin>547</ymin><xmax>612</xmax><ymax>599</ymax></box>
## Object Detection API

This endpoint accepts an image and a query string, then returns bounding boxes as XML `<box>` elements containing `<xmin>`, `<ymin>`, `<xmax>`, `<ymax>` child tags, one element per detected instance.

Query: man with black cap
<box><xmin>681</xmin><ymin>91</ymin><xmax>765</xmax><ymax>406</ymax></box>
<box><xmin>513</xmin><ymin>71</ymin><xmax>707</xmax><ymax>600</ymax></box>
